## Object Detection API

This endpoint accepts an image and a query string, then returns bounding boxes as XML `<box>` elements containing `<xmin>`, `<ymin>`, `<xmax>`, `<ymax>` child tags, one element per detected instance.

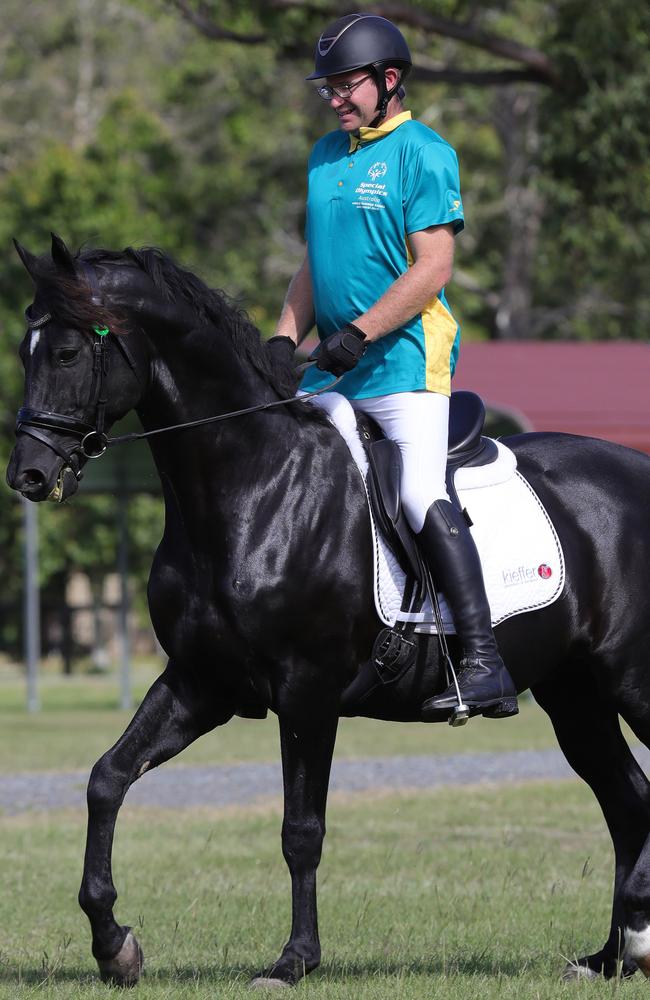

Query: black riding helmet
<box><xmin>306</xmin><ymin>13</ymin><xmax>412</xmax><ymax>123</ymax></box>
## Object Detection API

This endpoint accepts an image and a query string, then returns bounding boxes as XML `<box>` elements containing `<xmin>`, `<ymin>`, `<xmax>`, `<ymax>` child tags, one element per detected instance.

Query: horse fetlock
<box><xmin>78</xmin><ymin>881</ymin><xmax>117</xmax><ymax>919</ymax></box>
<box><xmin>96</xmin><ymin>929</ymin><xmax>144</xmax><ymax>987</ymax></box>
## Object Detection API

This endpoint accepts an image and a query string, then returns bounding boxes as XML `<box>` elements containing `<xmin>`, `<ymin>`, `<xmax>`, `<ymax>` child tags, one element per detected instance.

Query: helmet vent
<box><xmin>317</xmin><ymin>15</ymin><xmax>362</xmax><ymax>58</ymax></box>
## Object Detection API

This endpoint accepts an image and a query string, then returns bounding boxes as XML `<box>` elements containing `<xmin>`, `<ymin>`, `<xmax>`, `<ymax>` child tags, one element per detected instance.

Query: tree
<box><xmin>163</xmin><ymin>0</ymin><xmax>650</xmax><ymax>340</ymax></box>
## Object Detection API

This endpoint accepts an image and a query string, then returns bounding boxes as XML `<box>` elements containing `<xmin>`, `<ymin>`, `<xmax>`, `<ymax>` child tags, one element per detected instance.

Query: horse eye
<box><xmin>59</xmin><ymin>348</ymin><xmax>79</xmax><ymax>365</ymax></box>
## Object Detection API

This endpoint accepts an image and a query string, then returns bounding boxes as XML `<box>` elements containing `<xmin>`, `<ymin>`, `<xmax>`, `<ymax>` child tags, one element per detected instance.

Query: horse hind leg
<box><xmin>532</xmin><ymin>670</ymin><xmax>650</xmax><ymax>980</ymax></box>
<box><xmin>611</xmin><ymin>710</ymin><xmax>650</xmax><ymax>976</ymax></box>
<box><xmin>78</xmin><ymin>661</ymin><xmax>234</xmax><ymax>986</ymax></box>
<box><xmin>622</xmin><ymin>841</ymin><xmax>650</xmax><ymax>977</ymax></box>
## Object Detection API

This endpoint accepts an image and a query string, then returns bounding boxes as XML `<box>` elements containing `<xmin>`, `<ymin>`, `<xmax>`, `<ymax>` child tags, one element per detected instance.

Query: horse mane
<box><xmin>31</xmin><ymin>245</ymin><xmax>300</xmax><ymax>399</ymax></box>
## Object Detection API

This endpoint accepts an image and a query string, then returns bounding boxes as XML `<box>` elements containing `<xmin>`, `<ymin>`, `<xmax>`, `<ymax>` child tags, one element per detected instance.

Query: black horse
<box><xmin>7</xmin><ymin>235</ymin><xmax>650</xmax><ymax>987</ymax></box>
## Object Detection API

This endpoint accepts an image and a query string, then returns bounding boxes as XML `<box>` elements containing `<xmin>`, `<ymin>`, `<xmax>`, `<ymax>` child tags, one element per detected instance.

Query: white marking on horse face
<box><xmin>624</xmin><ymin>924</ymin><xmax>650</xmax><ymax>963</ymax></box>
<box><xmin>29</xmin><ymin>329</ymin><xmax>41</xmax><ymax>355</ymax></box>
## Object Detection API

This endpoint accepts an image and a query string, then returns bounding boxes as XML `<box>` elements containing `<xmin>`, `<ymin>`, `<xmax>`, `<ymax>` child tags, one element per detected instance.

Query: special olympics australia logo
<box><xmin>368</xmin><ymin>161</ymin><xmax>387</xmax><ymax>181</ymax></box>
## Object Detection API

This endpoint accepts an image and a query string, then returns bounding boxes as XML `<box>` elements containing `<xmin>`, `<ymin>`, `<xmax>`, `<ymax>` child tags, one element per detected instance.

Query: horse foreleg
<box><xmin>252</xmin><ymin>712</ymin><xmax>339</xmax><ymax>987</ymax></box>
<box><xmin>533</xmin><ymin>675</ymin><xmax>650</xmax><ymax>980</ymax></box>
<box><xmin>78</xmin><ymin>662</ymin><xmax>233</xmax><ymax>986</ymax></box>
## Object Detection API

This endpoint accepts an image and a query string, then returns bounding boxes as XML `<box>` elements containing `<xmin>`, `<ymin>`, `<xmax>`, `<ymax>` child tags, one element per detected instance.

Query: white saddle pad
<box><xmin>314</xmin><ymin>392</ymin><xmax>565</xmax><ymax>633</ymax></box>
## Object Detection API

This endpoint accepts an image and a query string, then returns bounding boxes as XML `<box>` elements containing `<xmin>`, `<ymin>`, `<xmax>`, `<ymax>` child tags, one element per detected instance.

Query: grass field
<box><xmin>0</xmin><ymin>781</ymin><xmax>645</xmax><ymax>999</ymax></box>
<box><xmin>0</xmin><ymin>661</ymin><xmax>647</xmax><ymax>998</ymax></box>
<box><xmin>0</xmin><ymin>660</ymin><xmax>561</xmax><ymax>773</ymax></box>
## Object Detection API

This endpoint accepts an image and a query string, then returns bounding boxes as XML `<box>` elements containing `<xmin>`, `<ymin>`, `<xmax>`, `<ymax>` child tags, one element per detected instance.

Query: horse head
<box><xmin>6</xmin><ymin>234</ymin><xmax>151</xmax><ymax>503</ymax></box>
<box><xmin>7</xmin><ymin>235</ymin><xmax>302</xmax><ymax>505</ymax></box>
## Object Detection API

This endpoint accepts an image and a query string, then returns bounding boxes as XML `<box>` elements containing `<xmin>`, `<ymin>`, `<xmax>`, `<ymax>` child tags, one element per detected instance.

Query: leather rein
<box><xmin>16</xmin><ymin>263</ymin><xmax>339</xmax><ymax>479</ymax></box>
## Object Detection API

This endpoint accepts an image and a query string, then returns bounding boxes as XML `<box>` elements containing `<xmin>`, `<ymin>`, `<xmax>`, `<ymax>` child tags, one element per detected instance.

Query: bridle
<box><xmin>15</xmin><ymin>263</ymin><xmax>145</xmax><ymax>478</ymax></box>
<box><xmin>15</xmin><ymin>262</ymin><xmax>340</xmax><ymax>481</ymax></box>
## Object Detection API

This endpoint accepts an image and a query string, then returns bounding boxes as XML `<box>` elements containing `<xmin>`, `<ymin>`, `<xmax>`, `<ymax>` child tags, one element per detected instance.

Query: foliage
<box><xmin>537</xmin><ymin>0</ymin><xmax>650</xmax><ymax>338</ymax></box>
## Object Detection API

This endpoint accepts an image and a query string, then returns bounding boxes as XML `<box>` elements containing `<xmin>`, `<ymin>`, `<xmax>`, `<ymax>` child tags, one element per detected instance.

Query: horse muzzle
<box><xmin>6</xmin><ymin>445</ymin><xmax>81</xmax><ymax>504</ymax></box>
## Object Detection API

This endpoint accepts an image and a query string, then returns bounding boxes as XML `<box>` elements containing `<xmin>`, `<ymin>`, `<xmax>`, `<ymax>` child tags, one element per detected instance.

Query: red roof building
<box><xmin>453</xmin><ymin>341</ymin><xmax>650</xmax><ymax>455</ymax></box>
<box><xmin>298</xmin><ymin>337</ymin><xmax>650</xmax><ymax>456</ymax></box>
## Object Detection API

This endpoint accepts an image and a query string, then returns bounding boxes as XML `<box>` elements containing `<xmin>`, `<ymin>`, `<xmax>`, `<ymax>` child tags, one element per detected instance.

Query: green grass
<box><xmin>0</xmin><ymin>781</ymin><xmax>645</xmax><ymax>998</ymax></box>
<box><xmin>0</xmin><ymin>661</ymin><xmax>559</xmax><ymax>772</ymax></box>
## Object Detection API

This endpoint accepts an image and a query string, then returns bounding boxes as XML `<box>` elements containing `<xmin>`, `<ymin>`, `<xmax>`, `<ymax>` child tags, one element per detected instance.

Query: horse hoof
<box><xmin>561</xmin><ymin>960</ymin><xmax>600</xmax><ymax>981</ymax></box>
<box><xmin>97</xmin><ymin>930</ymin><xmax>144</xmax><ymax>987</ymax></box>
<box><xmin>249</xmin><ymin>976</ymin><xmax>292</xmax><ymax>990</ymax></box>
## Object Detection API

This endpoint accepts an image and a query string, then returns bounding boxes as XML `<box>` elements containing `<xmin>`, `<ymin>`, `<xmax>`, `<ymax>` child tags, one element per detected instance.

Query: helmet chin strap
<box><xmin>369</xmin><ymin>66</ymin><xmax>404</xmax><ymax>127</ymax></box>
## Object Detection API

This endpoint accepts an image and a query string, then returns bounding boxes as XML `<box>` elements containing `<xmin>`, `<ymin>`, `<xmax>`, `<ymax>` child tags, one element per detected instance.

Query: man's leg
<box><xmin>350</xmin><ymin>391</ymin><xmax>517</xmax><ymax>718</ymax></box>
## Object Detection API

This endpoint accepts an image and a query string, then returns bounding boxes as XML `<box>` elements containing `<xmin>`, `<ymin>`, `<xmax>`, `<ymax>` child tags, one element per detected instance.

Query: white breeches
<box><xmin>304</xmin><ymin>390</ymin><xmax>450</xmax><ymax>533</ymax></box>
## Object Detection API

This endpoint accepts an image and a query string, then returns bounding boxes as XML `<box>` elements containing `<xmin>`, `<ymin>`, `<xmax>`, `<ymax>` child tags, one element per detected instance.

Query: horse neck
<box><xmin>134</xmin><ymin>321</ymin><xmax>298</xmax><ymax>519</ymax></box>
<box><xmin>138</xmin><ymin>320</ymin><xmax>277</xmax><ymax>430</ymax></box>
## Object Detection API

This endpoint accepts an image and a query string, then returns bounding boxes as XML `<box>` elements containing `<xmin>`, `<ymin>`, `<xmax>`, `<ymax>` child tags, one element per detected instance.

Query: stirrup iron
<box><xmin>442</xmin><ymin>651</ymin><xmax>470</xmax><ymax>727</ymax></box>
<box><xmin>422</xmin><ymin>556</ymin><xmax>470</xmax><ymax>726</ymax></box>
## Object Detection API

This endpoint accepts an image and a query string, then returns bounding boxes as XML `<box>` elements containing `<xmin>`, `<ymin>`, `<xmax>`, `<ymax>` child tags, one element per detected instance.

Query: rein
<box><xmin>16</xmin><ymin>262</ymin><xmax>341</xmax><ymax>473</ymax></box>
<box><xmin>105</xmin><ymin>366</ymin><xmax>342</xmax><ymax>451</ymax></box>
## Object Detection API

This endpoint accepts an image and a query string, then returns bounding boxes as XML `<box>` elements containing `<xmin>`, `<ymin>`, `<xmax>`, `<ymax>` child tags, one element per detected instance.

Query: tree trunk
<box><xmin>492</xmin><ymin>86</ymin><xmax>544</xmax><ymax>340</ymax></box>
<box><xmin>73</xmin><ymin>0</ymin><xmax>95</xmax><ymax>151</ymax></box>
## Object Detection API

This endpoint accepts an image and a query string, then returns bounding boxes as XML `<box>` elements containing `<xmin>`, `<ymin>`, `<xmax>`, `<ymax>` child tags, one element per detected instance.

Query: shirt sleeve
<box><xmin>403</xmin><ymin>141</ymin><xmax>465</xmax><ymax>236</ymax></box>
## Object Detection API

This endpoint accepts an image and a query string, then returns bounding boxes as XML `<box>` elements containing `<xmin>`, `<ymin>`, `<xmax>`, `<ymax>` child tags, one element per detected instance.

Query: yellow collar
<box><xmin>348</xmin><ymin>111</ymin><xmax>412</xmax><ymax>153</ymax></box>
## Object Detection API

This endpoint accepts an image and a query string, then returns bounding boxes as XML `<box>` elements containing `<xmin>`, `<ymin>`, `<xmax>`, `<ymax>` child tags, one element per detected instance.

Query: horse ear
<box><xmin>50</xmin><ymin>232</ymin><xmax>76</xmax><ymax>274</ymax></box>
<box><xmin>13</xmin><ymin>239</ymin><xmax>39</xmax><ymax>281</ymax></box>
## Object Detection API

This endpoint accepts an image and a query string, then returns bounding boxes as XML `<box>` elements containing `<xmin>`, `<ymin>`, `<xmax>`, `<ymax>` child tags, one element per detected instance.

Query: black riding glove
<box><xmin>310</xmin><ymin>323</ymin><xmax>367</xmax><ymax>377</ymax></box>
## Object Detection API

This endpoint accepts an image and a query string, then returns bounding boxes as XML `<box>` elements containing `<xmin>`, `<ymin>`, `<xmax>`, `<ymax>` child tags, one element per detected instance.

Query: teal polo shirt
<box><xmin>300</xmin><ymin>111</ymin><xmax>464</xmax><ymax>399</ymax></box>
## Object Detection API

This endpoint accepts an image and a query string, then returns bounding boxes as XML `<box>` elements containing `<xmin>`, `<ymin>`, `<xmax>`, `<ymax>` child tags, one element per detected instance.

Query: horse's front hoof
<box><xmin>250</xmin><ymin>952</ymin><xmax>316</xmax><ymax>988</ymax></box>
<box><xmin>97</xmin><ymin>930</ymin><xmax>144</xmax><ymax>987</ymax></box>
<box><xmin>249</xmin><ymin>976</ymin><xmax>292</xmax><ymax>990</ymax></box>
<box><xmin>561</xmin><ymin>951</ymin><xmax>636</xmax><ymax>981</ymax></box>
<box><xmin>562</xmin><ymin>960</ymin><xmax>600</xmax><ymax>981</ymax></box>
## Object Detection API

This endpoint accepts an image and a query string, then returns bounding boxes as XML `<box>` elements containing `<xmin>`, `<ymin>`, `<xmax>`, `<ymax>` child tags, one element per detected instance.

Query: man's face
<box><xmin>324</xmin><ymin>71</ymin><xmax>379</xmax><ymax>132</ymax></box>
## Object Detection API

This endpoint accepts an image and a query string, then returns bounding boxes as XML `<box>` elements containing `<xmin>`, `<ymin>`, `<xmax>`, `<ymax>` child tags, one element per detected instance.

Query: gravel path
<box><xmin>1</xmin><ymin>745</ymin><xmax>649</xmax><ymax>816</ymax></box>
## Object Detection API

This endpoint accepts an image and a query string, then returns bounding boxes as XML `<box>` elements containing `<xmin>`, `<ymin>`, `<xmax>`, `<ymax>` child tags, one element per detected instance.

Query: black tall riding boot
<box><xmin>418</xmin><ymin>499</ymin><xmax>518</xmax><ymax>720</ymax></box>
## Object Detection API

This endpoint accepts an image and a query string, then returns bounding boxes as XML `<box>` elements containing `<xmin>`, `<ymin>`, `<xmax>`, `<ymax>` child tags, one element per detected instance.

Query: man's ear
<box><xmin>384</xmin><ymin>66</ymin><xmax>401</xmax><ymax>90</ymax></box>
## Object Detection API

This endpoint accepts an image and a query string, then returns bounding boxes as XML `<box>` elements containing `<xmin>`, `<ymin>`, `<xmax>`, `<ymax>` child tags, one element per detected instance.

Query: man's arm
<box><xmin>353</xmin><ymin>224</ymin><xmax>455</xmax><ymax>341</ymax></box>
<box><xmin>274</xmin><ymin>251</ymin><xmax>315</xmax><ymax>346</ymax></box>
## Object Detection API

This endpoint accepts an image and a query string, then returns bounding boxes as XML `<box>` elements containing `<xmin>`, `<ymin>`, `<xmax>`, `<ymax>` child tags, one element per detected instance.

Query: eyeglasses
<box><xmin>316</xmin><ymin>75</ymin><xmax>372</xmax><ymax>102</ymax></box>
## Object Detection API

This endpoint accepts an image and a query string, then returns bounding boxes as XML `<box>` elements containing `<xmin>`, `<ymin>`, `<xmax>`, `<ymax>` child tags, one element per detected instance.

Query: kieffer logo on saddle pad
<box><xmin>503</xmin><ymin>563</ymin><xmax>553</xmax><ymax>587</ymax></box>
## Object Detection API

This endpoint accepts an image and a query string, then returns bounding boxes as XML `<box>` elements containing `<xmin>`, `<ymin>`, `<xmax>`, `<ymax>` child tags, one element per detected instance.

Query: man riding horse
<box><xmin>272</xmin><ymin>13</ymin><xmax>517</xmax><ymax>719</ymax></box>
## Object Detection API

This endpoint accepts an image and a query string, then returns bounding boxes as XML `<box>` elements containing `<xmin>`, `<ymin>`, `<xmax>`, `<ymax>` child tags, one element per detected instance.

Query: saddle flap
<box><xmin>366</xmin><ymin>439</ymin><xmax>423</xmax><ymax>583</ymax></box>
